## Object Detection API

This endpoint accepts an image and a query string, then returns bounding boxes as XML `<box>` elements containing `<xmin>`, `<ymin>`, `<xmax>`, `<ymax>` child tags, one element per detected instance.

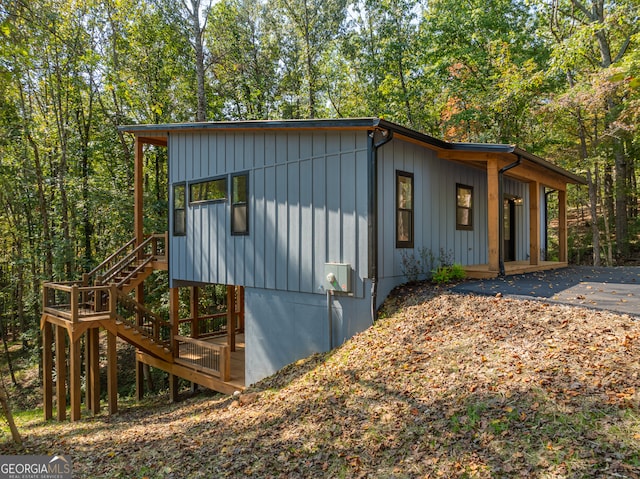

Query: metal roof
<box><xmin>119</xmin><ymin>117</ymin><xmax>586</xmax><ymax>185</ymax></box>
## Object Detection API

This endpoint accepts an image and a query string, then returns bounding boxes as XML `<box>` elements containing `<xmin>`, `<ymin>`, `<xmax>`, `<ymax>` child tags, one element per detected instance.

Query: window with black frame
<box><xmin>456</xmin><ymin>183</ymin><xmax>473</xmax><ymax>230</ymax></box>
<box><xmin>396</xmin><ymin>171</ymin><xmax>414</xmax><ymax>248</ymax></box>
<box><xmin>231</xmin><ymin>172</ymin><xmax>249</xmax><ymax>235</ymax></box>
<box><xmin>189</xmin><ymin>176</ymin><xmax>227</xmax><ymax>204</ymax></box>
<box><xmin>173</xmin><ymin>183</ymin><xmax>186</xmax><ymax>236</ymax></box>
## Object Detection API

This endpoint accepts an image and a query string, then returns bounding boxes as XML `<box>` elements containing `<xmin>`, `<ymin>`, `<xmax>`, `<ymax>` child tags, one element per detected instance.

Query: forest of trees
<box><xmin>0</xmin><ymin>0</ymin><xmax>638</xmax><ymax>369</ymax></box>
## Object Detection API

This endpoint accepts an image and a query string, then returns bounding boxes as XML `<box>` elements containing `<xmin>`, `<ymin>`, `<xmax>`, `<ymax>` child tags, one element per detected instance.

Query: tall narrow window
<box><xmin>396</xmin><ymin>171</ymin><xmax>414</xmax><ymax>248</ymax></box>
<box><xmin>231</xmin><ymin>172</ymin><xmax>249</xmax><ymax>235</ymax></box>
<box><xmin>173</xmin><ymin>183</ymin><xmax>186</xmax><ymax>236</ymax></box>
<box><xmin>456</xmin><ymin>184</ymin><xmax>473</xmax><ymax>230</ymax></box>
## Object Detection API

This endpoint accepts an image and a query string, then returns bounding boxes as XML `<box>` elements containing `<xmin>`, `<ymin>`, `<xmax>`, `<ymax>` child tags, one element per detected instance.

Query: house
<box><xmin>41</xmin><ymin>118</ymin><xmax>585</xmax><ymax>420</ymax></box>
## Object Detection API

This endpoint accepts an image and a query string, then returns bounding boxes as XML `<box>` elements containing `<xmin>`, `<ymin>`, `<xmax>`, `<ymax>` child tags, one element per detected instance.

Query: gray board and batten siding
<box><xmin>168</xmin><ymin>128</ymin><xmax>374</xmax><ymax>384</ymax></box>
<box><xmin>169</xmin><ymin>128</ymin><xmax>532</xmax><ymax>299</ymax></box>
<box><xmin>168</xmin><ymin>129</ymin><xmax>370</xmax><ymax>298</ymax></box>
<box><xmin>375</xmin><ymin>139</ymin><xmax>531</xmax><ymax>304</ymax></box>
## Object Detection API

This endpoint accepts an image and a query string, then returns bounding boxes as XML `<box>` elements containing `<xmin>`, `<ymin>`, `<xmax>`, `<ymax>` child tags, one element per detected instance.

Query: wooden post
<box><xmin>107</xmin><ymin>330</ymin><xmax>118</xmax><ymax>415</ymax></box>
<box><xmin>135</xmin><ymin>281</ymin><xmax>145</xmax><ymax>400</ymax></box>
<box><xmin>219</xmin><ymin>344</ymin><xmax>230</xmax><ymax>382</ymax></box>
<box><xmin>89</xmin><ymin>328</ymin><xmax>100</xmax><ymax>414</ymax></box>
<box><xmin>109</xmin><ymin>284</ymin><xmax>117</xmax><ymax>319</ymax></box>
<box><xmin>169</xmin><ymin>374</ymin><xmax>180</xmax><ymax>403</ymax></box>
<box><xmin>226</xmin><ymin>286</ymin><xmax>235</xmax><ymax>352</ymax></box>
<box><xmin>164</xmin><ymin>231</ymin><xmax>169</xmax><ymax>261</ymax></box>
<box><xmin>70</xmin><ymin>284</ymin><xmax>79</xmax><ymax>323</ymax></box>
<box><xmin>134</xmin><ymin>137</ymin><xmax>144</xmax><ymax>247</ymax></box>
<box><xmin>558</xmin><ymin>189</ymin><xmax>568</xmax><ymax>262</ymax></box>
<box><xmin>487</xmin><ymin>158</ymin><xmax>500</xmax><ymax>272</ymax></box>
<box><xmin>55</xmin><ymin>325</ymin><xmax>66</xmax><ymax>421</ymax></box>
<box><xmin>238</xmin><ymin>286</ymin><xmax>245</xmax><ymax>333</ymax></box>
<box><xmin>42</xmin><ymin>321</ymin><xmax>53</xmax><ymax>420</ymax></box>
<box><xmin>169</xmin><ymin>286</ymin><xmax>180</xmax><ymax>402</ymax></box>
<box><xmin>84</xmin><ymin>332</ymin><xmax>91</xmax><ymax>412</ymax></box>
<box><xmin>170</xmin><ymin>287</ymin><xmax>179</xmax><ymax>354</ymax></box>
<box><xmin>190</xmin><ymin>286</ymin><xmax>200</xmax><ymax>339</ymax></box>
<box><xmin>70</xmin><ymin>337</ymin><xmax>81</xmax><ymax>421</ymax></box>
<box><xmin>135</xmin><ymin>360</ymin><xmax>144</xmax><ymax>401</ymax></box>
<box><xmin>529</xmin><ymin>181</ymin><xmax>540</xmax><ymax>265</ymax></box>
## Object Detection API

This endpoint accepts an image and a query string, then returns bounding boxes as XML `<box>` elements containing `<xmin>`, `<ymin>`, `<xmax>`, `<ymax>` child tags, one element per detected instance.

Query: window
<box><xmin>456</xmin><ymin>184</ymin><xmax>473</xmax><ymax>230</ymax></box>
<box><xmin>189</xmin><ymin>177</ymin><xmax>227</xmax><ymax>204</ymax></box>
<box><xmin>231</xmin><ymin>172</ymin><xmax>249</xmax><ymax>235</ymax></box>
<box><xmin>396</xmin><ymin>171</ymin><xmax>414</xmax><ymax>248</ymax></box>
<box><xmin>173</xmin><ymin>183</ymin><xmax>186</xmax><ymax>236</ymax></box>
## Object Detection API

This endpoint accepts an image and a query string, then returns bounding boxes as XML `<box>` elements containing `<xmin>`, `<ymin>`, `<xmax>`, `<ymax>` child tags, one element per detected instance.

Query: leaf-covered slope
<box><xmin>4</xmin><ymin>284</ymin><xmax>640</xmax><ymax>478</ymax></box>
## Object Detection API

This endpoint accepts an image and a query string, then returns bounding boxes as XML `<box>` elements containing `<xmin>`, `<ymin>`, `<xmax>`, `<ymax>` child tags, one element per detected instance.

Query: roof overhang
<box><xmin>119</xmin><ymin>118</ymin><xmax>586</xmax><ymax>186</ymax></box>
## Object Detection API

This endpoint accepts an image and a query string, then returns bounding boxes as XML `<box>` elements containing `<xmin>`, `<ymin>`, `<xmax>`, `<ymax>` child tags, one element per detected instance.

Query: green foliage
<box><xmin>431</xmin><ymin>263</ymin><xmax>466</xmax><ymax>285</ymax></box>
<box><xmin>399</xmin><ymin>247</ymin><xmax>465</xmax><ymax>284</ymax></box>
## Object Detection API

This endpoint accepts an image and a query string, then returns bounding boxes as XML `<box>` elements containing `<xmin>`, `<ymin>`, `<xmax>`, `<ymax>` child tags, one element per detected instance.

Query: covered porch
<box><xmin>435</xmin><ymin>145</ymin><xmax>585</xmax><ymax>278</ymax></box>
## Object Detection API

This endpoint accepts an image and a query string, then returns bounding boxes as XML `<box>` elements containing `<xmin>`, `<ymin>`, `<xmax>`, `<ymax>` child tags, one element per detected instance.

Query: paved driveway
<box><xmin>451</xmin><ymin>266</ymin><xmax>640</xmax><ymax>317</ymax></box>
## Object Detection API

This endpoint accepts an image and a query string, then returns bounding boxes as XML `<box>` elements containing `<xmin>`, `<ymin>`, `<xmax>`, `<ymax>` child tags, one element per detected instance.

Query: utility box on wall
<box><xmin>324</xmin><ymin>263</ymin><xmax>352</xmax><ymax>293</ymax></box>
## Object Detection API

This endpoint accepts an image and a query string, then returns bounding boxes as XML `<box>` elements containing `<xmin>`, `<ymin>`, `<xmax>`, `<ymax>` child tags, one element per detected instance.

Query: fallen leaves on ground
<box><xmin>2</xmin><ymin>284</ymin><xmax>639</xmax><ymax>478</ymax></box>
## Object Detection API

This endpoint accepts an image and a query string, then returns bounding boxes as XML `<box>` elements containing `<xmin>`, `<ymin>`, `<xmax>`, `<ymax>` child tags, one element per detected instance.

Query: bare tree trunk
<box><xmin>25</xmin><ymin>136</ymin><xmax>53</xmax><ymax>279</ymax></box>
<box><xmin>182</xmin><ymin>0</ymin><xmax>209</xmax><ymax>122</ymax></box>
<box><xmin>600</xmin><ymin>169</ymin><xmax>614</xmax><ymax>266</ymax></box>
<box><xmin>573</xmin><ymin>96</ymin><xmax>601</xmax><ymax>265</ymax></box>
<box><xmin>0</xmin><ymin>381</ymin><xmax>21</xmax><ymax>446</ymax></box>
<box><xmin>586</xmin><ymin>169</ymin><xmax>601</xmax><ymax>266</ymax></box>
<box><xmin>0</xmin><ymin>316</ymin><xmax>17</xmax><ymax>387</ymax></box>
<box><xmin>628</xmin><ymin>145</ymin><xmax>637</xmax><ymax>219</ymax></box>
<box><xmin>614</xmin><ymin>142</ymin><xmax>629</xmax><ymax>260</ymax></box>
<box><xmin>604</xmin><ymin>164</ymin><xmax>614</xmax><ymax>235</ymax></box>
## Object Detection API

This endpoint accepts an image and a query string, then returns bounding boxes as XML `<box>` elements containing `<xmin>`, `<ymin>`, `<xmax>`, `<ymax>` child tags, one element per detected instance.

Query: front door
<box><xmin>503</xmin><ymin>198</ymin><xmax>516</xmax><ymax>262</ymax></box>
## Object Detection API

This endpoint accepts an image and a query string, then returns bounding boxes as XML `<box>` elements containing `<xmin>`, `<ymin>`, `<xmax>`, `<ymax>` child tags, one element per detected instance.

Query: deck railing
<box><xmin>174</xmin><ymin>335</ymin><xmax>230</xmax><ymax>380</ymax></box>
<box><xmin>84</xmin><ymin>233</ymin><xmax>167</xmax><ymax>287</ymax></box>
<box><xmin>178</xmin><ymin>312</ymin><xmax>243</xmax><ymax>339</ymax></box>
<box><xmin>114</xmin><ymin>289</ymin><xmax>172</xmax><ymax>349</ymax></box>
<box><xmin>43</xmin><ymin>282</ymin><xmax>172</xmax><ymax>350</ymax></box>
<box><xmin>43</xmin><ymin>282</ymin><xmax>114</xmax><ymax>322</ymax></box>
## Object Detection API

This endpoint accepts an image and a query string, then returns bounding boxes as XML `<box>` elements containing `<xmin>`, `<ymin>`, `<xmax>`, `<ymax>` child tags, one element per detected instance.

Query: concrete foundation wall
<box><xmin>244</xmin><ymin>283</ymin><xmax>372</xmax><ymax>385</ymax></box>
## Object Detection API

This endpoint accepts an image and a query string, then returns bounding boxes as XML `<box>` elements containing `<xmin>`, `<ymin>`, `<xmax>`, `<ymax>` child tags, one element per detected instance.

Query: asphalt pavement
<box><xmin>451</xmin><ymin>266</ymin><xmax>640</xmax><ymax>317</ymax></box>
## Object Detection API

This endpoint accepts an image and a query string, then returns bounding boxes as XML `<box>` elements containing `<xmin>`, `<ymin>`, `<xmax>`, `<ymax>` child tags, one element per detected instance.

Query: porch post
<box><xmin>487</xmin><ymin>158</ymin><xmax>500</xmax><ymax>272</ymax></box>
<box><xmin>558</xmin><ymin>189</ymin><xmax>568</xmax><ymax>262</ymax></box>
<box><xmin>529</xmin><ymin>181</ymin><xmax>540</xmax><ymax>265</ymax></box>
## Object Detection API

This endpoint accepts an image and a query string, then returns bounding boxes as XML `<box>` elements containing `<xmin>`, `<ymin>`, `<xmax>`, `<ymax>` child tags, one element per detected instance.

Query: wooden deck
<box><xmin>464</xmin><ymin>261</ymin><xmax>567</xmax><ymax>279</ymax></box>
<box><xmin>137</xmin><ymin>334</ymin><xmax>245</xmax><ymax>395</ymax></box>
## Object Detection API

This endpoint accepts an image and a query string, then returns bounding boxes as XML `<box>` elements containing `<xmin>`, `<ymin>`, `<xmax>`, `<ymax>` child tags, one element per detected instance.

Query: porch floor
<box><xmin>464</xmin><ymin>261</ymin><xmax>567</xmax><ymax>279</ymax></box>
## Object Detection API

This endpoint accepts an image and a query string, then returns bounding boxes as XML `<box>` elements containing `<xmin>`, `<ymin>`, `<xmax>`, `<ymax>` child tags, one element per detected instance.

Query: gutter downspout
<box><xmin>368</xmin><ymin>128</ymin><xmax>393</xmax><ymax>323</ymax></box>
<box><xmin>498</xmin><ymin>155</ymin><xmax>522</xmax><ymax>276</ymax></box>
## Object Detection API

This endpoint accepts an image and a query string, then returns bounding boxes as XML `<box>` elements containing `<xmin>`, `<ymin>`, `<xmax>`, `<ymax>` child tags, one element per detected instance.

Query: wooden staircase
<box><xmin>42</xmin><ymin>234</ymin><xmax>170</xmax><ymax>356</ymax></box>
<box><xmin>42</xmin><ymin>233</ymin><xmax>240</xmax><ymax>421</ymax></box>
